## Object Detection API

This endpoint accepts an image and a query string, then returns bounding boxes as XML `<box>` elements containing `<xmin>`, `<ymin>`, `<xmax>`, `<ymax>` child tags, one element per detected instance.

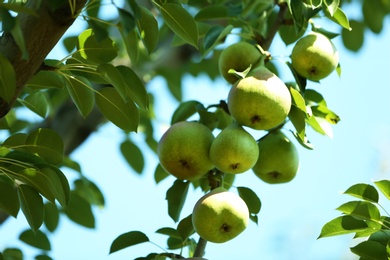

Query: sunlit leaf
<box><xmin>19</xmin><ymin>229</ymin><xmax>51</xmax><ymax>251</ymax></box>
<box><xmin>374</xmin><ymin>180</ymin><xmax>390</xmax><ymax>200</ymax></box>
<box><xmin>77</xmin><ymin>29</ymin><xmax>117</xmax><ymax>64</ymax></box>
<box><xmin>17</xmin><ymin>184</ymin><xmax>44</xmax><ymax>232</ymax></box>
<box><xmin>344</xmin><ymin>183</ymin><xmax>379</xmax><ymax>203</ymax></box>
<box><xmin>318</xmin><ymin>215</ymin><xmax>368</xmax><ymax>238</ymax></box>
<box><xmin>109</xmin><ymin>231</ymin><xmax>149</xmax><ymax>254</ymax></box>
<box><xmin>166</xmin><ymin>179</ymin><xmax>190</xmax><ymax>222</ymax></box>
<box><xmin>325</xmin><ymin>7</ymin><xmax>351</xmax><ymax>30</ymax></box>
<box><xmin>120</xmin><ymin>140</ymin><xmax>144</xmax><ymax>174</ymax></box>
<box><xmin>336</xmin><ymin>201</ymin><xmax>381</xmax><ymax>222</ymax></box>
<box><xmin>95</xmin><ymin>87</ymin><xmax>139</xmax><ymax>132</ymax></box>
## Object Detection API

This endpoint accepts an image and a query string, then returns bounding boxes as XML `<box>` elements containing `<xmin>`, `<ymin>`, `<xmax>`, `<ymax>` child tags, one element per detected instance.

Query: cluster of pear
<box><xmin>157</xmin><ymin>32</ymin><xmax>338</xmax><ymax>244</ymax></box>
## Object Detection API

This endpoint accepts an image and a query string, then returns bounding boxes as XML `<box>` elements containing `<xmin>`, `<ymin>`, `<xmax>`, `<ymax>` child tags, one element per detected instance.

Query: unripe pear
<box><xmin>252</xmin><ymin>130</ymin><xmax>299</xmax><ymax>184</ymax></box>
<box><xmin>192</xmin><ymin>187</ymin><xmax>249</xmax><ymax>243</ymax></box>
<box><xmin>227</xmin><ymin>67</ymin><xmax>291</xmax><ymax>130</ymax></box>
<box><xmin>291</xmin><ymin>32</ymin><xmax>339</xmax><ymax>81</ymax></box>
<box><xmin>209</xmin><ymin>123</ymin><xmax>259</xmax><ymax>174</ymax></box>
<box><xmin>219</xmin><ymin>42</ymin><xmax>262</xmax><ymax>84</ymax></box>
<box><xmin>157</xmin><ymin>121</ymin><xmax>214</xmax><ymax>180</ymax></box>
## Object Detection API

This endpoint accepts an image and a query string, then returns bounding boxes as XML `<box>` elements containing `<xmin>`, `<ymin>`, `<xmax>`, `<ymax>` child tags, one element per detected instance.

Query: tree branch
<box><xmin>0</xmin><ymin>0</ymin><xmax>88</xmax><ymax>118</ymax></box>
<box><xmin>260</xmin><ymin>1</ymin><xmax>288</xmax><ymax>51</ymax></box>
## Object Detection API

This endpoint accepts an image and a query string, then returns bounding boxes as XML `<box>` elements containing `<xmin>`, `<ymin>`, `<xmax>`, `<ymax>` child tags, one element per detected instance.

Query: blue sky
<box><xmin>1</xmin><ymin>4</ymin><xmax>390</xmax><ymax>260</ymax></box>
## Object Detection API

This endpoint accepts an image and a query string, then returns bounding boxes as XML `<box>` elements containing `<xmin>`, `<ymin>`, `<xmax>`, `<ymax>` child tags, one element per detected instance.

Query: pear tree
<box><xmin>0</xmin><ymin>0</ymin><xmax>389</xmax><ymax>259</ymax></box>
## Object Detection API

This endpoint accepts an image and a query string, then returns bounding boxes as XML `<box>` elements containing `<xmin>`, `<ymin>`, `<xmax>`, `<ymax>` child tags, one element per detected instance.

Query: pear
<box><xmin>219</xmin><ymin>42</ymin><xmax>262</xmax><ymax>84</ymax></box>
<box><xmin>192</xmin><ymin>187</ymin><xmax>249</xmax><ymax>243</ymax></box>
<box><xmin>157</xmin><ymin>121</ymin><xmax>214</xmax><ymax>180</ymax></box>
<box><xmin>252</xmin><ymin>130</ymin><xmax>299</xmax><ymax>184</ymax></box>
<box><xmin>291</xmin><ymin>32</ymin><xmax>339</xmax><ymax>81</ymax></box>
<box><xmin>209</xmin><ymin>123</ymin><xmax>259</xmax><ymax>174</ymax></box>
<box><xmin>227</xmin><ymin>67</ymin><xmax>291</xmax><ymax>130</ymax></box>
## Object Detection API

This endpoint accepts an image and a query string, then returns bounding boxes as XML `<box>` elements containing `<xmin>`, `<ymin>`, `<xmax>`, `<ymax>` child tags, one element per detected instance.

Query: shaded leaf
<box><xmin>120</xmin><ymin>140</ymin><xmax>144</xmax><ymax>174</ymax></box>
<box><xmin>350</xmin><ymin>240</ymin><xmax>387</xmax><ymax>260</ymax></box>
<box><xmin>77</xmin><ymin>29</ymin><xmax>117</xmax><ymax>64</ymax></box>
<box><xmin>0</xmin><ymin>54</ymin><xmax>16</xmax><ymax>103</ymax></box>
<box><xmin>19</xmin><ymin>92</ymin><xmax>48</xmax><ymax>118</ymax></box>
<box><xmin>97</xmin><ymin>64</ymin><xmax>128</xmax><ymax>101</ymax></box>
<box><xmin>64</xmin><ymin>191</ymin><xmax>95</xmax><ymax>228</ymax></box>
<box><xmin>95</xmin><ymin>87</ymin><xmax>139</xmax><ymax>132</ymax></box>
<box><xmin>166</xmin><ymin>179</ymin><xmax>190</xmax><ymax>222</ymax></box>
<box><xmin>171</xmin><ymin>100</ymin><xmax>201</xmax><ymax>125</ymax></box>
<box><xmin>109</xmin><ymin>231</ymin><xmax>149</xmax><ymax>254</ymax></box>
<box><xmin>318</xmin><ymin>215</ymin><xmax>368</xmax><ymax>238</ymax></box>
<box><xmin>177</xmin><ymin>214</ymin><xmax>194</xmax><ymax>241</ymax></box>
<box><xmin>237</xmin><ymin>186</ymin><xmax>261</xmax><ymax>215</ymax></box>
<box><xmin>155</xmin><ymin>227</ymin><xmax>180</xmax><ymax>238</ymax></box>
<box><xmin>65</xmin><ymin>75</ymin><xmax>95</xmax><ymax>118</ymax></box>
<box><xmin>19</xmin><ymin>229</ymin><xmax>51</xmax><ymax>251</ymax></box>
<box><xmin>0</xmin><ymin>177</ymin><xmax>19</xmax><ymax>217</ymax></box>
<box><xmin>2</xmin><ymin>248</ymin><xmax>23</xmax><ymax>260</ymax></box>
<box><xmin>25</xmin><ymin>128</ymin><xmax>64</xmax><ymax>165</ymax></box>
<box><xmin>74</xmin><ymin>179</ymin><xmax>105</xmax><ymax>207</ymax></box>
<box><xmin>154</xmin><ymin>163</ymin><xmax>170</xmax><ymax>184</ymax></box>
<box><xmin>137</xmin><ymin>7</ymin><xmax>159</xmax><ymax>54</ymax></box>
<box><xmin>341</xmin><ymin>19</ymin><xmax>364</xmax><ymax>52</ymax></box>
<box><xmin>118</xmin><ymin>7</ymin><xmax>136</xmax><ymax>33</ymax></box>
<box><xmin>17</xmin><ymin>184</ymin><xmax>44</xmax><ymax>232</ymax></box>
<box><xmin>157</xmin><ymin>3</ymin><xmax>198</xmax><ymax>48</ymax></box>
<box><xmin>44</xmin><ymin>202</ymin><xmax>59</xmax><ymax>232</ymax></box>
<box><xmin>344</xmin><ymin>183</ymin><xmax>379</xmax><ymax>203</ymax></box>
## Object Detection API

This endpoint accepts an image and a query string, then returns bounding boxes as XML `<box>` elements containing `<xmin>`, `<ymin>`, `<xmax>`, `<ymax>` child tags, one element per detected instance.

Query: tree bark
<box><xmin>0</xmin><ymin>0</ymin><xmax>88</xmax><ymax>118</ymax></box>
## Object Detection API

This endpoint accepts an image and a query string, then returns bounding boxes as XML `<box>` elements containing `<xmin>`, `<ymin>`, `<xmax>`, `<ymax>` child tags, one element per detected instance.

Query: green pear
<box><xmin>291</xmin><ymin>32</ymin><xmax>339</xmax><ymax>81</ymax></box>
<box><xmin>209</xmin><ymin>123</ymin><xmax>259</xmax><ymax>174</ymax></box>
<box><xmin>157</xmin><ymin>121</ymin><xmax>214</xmax><ymax>180</ymax></box>
<box><xmin>252</xmin><ymin>130</ymin><xmax>299</xmax><ymax>184</ymax></box>
<box><xmin>227</xmin><ymin>67</ymin><xmax>291</xmax><ymax>130</ymax></box>
<box><xmin>219</xmin><ymin>41</ymin><xmax>262</xmax><ymax>84</ymax></box>
<box><xmin>192</xmin><ymin>187</ymin><xmax>249</xmax><ymax>243</ymax></box>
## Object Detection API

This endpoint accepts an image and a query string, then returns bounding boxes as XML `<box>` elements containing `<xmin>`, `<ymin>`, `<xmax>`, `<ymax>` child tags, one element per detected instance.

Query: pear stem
<box><xmin>193</xmin><ymin>236</ymin><xmax>208</xmax><ymax>257</ymax></box>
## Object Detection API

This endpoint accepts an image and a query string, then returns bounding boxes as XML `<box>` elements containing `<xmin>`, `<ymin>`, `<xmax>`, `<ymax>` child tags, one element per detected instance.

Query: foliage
<box><xmin>319</xmin><ymin>181</ymin><xmax>390</xmax><ymax>259</ymax></box>
<box><xmin>0</xmin><ymin>0</ymin><xmax>389</xmax><ymax>259</ymax></box>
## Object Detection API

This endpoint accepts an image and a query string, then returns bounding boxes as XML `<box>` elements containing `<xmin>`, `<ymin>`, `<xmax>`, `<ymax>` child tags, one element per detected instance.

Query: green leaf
<box><xmin>65</xmin><ymin>75</ymin><xmax>95</xmax><ymax>118</ymax></box>
<box><xmin>35</xmin><ymin>255</ymin><xmax>53</xmax><ymax>260</ymax></box>
<box><xmin>19</xmin><ymin>92</ymin><xmax>48</xmax><ymax>118</ymax></box>
<box><xmin>120</xmin><ymin>28</ymin><xmax>139</xmax><ymax>64</ymax></box>
<box><xmin>10</xmin><ymin>18</ymin><xmax>28</xmax><ymax>59</ymax></box>
<box><xmin>311</xmin><ymin>105</ymin><xmax>340</xmax><ymax>124</ymax></box>
<box><xmin>25</xmin><ymin>128</ymin><xmax>64</xmax><ymax>165</ymax></box>
<box><xmin>171</xmin><ymin>100</ymin><xmax>202</xmax><ymax>125</ymax></box>
<box><xmin>154</xmin><ymin>163</ymin><xmax>170</xmax><ymax>184</ymax></box>
<box><xmin>354</xmin><ymin>218</ymin><xmax>383</xmax><ymax>238</ymax></box>
<box><xmin>304</xmin><ymin>89</ymin><xmax>327</xmax><ymax>106</ymax></box>
<box><xmin>318</xmin><ymin>215</ymin><xmax>368</xmax><ymax>238</ymax></box>
<box><xmin>0</xmin><ymin>177</ymin><xmax>19</xmax><ymax>217</ymax></box>
<box><xmin>77</xmin><ymin>29</ymin><xmax>118</xmax><ymax>64</ymax></box>
<box><xmin>362</xmin><ymin>0</ymin><xmax>386</xmax><ymax>34</ymax></box>
<box><xmin>336</xmin><ymin>201</ymin><xmax>381</xmax><ymax>222</ymax></box>
<box><xmin>203</xmin><ymin>25</ymin><xmax>233</xmax><ymax>54</ymax></box>
<box><xmin>109</xmin><ymin>231</ymin><xmax>149</xmax><ymax>254</ymax></box>
<box><xmin>288</xmin><ymin>0</ymin><xmax>305</xmax><ymax>32</ymax></box>
<box><xmin>118</xmin><ymin>7</ymin><xmax>136</xmax><ymax>33</ymax></box>
<box><xmin>0</xmin><ymin>54</ymin><xmax>16</xmax><ymax>103</ymax></box>
<box><xmin>350</xmin><ymin>240</ymin><xmax>387</xmax><ymax>260</ymax></box>
<box><xmin>116</xmin><ymin>65</ymin><xmax>149</xmax><ymax>110</ymax></box>
<box><xmin>374</xmin><ymin>180</ymin><xmax>390</xmax><ymax>200</ymax></box>
<box><xmin>237</xmin><ymin>186</ymin><xmax>261</xmax><ymax>215</ymax></box>
<box><xmin>323</xmin><ymin>0</ymin><xmax>339</xmax><ymax>16</ymax></box>
<box><xmin>137</xmin><ymin>6</ymin><xmax>159</xmax><ymax>54</ymax></box>
<box><xmin>43</xmin><ymin>202</ymin><xmax>59</xmax><ymax>232</ymax></box>
<box><xmin>87</xmin><ymin>19</ymin><xmax>109</xmax><ymax>42</ymax></box>
<box><xmin>289</xmin><ymin>106</ymin><xmax>306</xmax><ymax>142</ymax></box>
<box><xmin>97</xmin><ymin>64</ymin><xmax>128</xmax><ymax>101</ymax></box>
<box><xmin>166</xmin><ymin>179</ymin><xmax>190</xmax><ymax>222</ymax></box>
<box><xmin>64</xmin><ymin>191</ymin><xmax>95</xmax><ymax>228</ymax></box>
<box><xmin>341</xmin><ymin>20</ymin><xmax>364</xmax><ymax>52</ymax></box>
<box><xmin>156</xmin><ymin>2</ymin><xmax>199</xmax><ymax>48</ymax></box>
<box><xmin>2</xmin><ymin>248</ymin><xmax>23</xmax><ymax>260</ymax></box>
<box><xmin>19</xmin><ymin>229</ymin><xmax>51</xmax><ymax>251</ymax></box>
<box><xmin>344</xmin><ymin>183</ymin><xmax>379</xmax><ymax>203</ymax></box>
<box><xmin>155</xmin><ymin>227</ymin><xmax>180</xmax><ymax>238</ymax></box>
<box><xmin>325</xmin><ymin>7</ymin><xmax>351</xmax><ymax>30</ymax></box>
<box><xmin>120</xmin><ymin>140</ymin><xmax>144</xmax><ymax>174</ymax></box>
<box><xmin>17</xmin><ymin>184</ymin><xmax>44</xmax><ymax>232</ymax></box>
<box><xmin>0</xmin><ymin>7</ymin><xmax>16</xmax><ymax>32</ymax></box>
<box><xmin>177</xmin><ymin>214</ymin><xmax>194</xmax><ymax>241</ymax></box>
<box><xmin>95</xmin><ymin>87</ymin><xmax>139</xmax><ymax>132</ymax></box>
<box><xmin>26</xmin><ymin>70</ymin><xmax>64</xmax><ymax>90</ymax></box>
<box><xmin>74</xmin><ymin>179</ymin><xmax>105</xmax><ymax>207</ymax></box>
